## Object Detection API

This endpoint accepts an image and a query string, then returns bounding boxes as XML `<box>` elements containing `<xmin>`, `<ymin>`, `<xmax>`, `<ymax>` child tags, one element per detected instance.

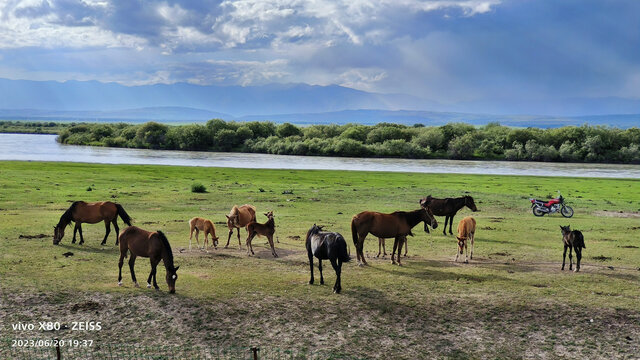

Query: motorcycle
<box><xmin>529</xmin><ymin>193</ymin><xmax>574</xmax><ymax>218</ymax></box>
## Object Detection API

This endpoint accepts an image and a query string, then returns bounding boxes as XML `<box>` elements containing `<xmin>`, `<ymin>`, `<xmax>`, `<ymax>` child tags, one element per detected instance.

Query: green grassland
<box><xmin>1</xmin><ymin>161</ymin><xmax>639</xmax><ymax>359</ymax></box>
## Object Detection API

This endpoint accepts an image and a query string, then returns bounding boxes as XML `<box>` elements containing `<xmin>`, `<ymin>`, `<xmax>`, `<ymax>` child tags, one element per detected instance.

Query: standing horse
<box><xmin>53</xmin><ymin>201</ymin><xmax>132</xmax><ymax>245</ymax></box>
<box><xmin>245</xmin><ymin>211</ymin><xmax>278</xmax><ymax>257</ymax></box>
<box><xmin>419</xmin><ymin>195</ymin><xmax>478</xmax><ymax>235</ymax></box>
<box><xmin>306</xmin><ymin>224</ymin><xmax>350</xmax><ymax>294</ymax></box>
<box><xmin>560</xmin><ymin>225</ymin><xmax>586</xmax><ymax>272</ymax></box>
<box><xmin>351</xmin><ymin>207</ymin><xmax>437</xmax><ymax>266</ymax></box>
<box><xmin>455</xmin><ymin>216</ymin><xmax>476</xmax><ymax>263</ymax></box>
<box><xmin>188</xmin><ymin>217</ymin><xmax>219</xmax><ymax>251</ymax></box>
<box><xmin>225</xmin><ymin>204</ymin><xmax>256</xmax><ymax>249</ymax></box>
<box><xmin>117</xmin><ymin>226</ymin><xmax>179</xmax><ymax>293</ymax></box>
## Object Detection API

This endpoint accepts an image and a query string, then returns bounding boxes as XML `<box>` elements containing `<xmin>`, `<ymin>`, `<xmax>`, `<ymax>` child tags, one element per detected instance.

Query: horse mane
<box><xmin>242</xmin><ymin>204</ymin><xmax>256</xmax><ymax>211</ymax></box>
<box><xmin>58</xmin><ymin>201</ymin><xmax>81</xmax><ymax>227</ymax></box>
<box><xmin>156</xmin><ymin>230</ymin><xmax>175</xmax><ymax>269</ymax></box>
<box><xmin>229</xmin><ymin>205</ymin><xmax>239</xmax><ymax>216</ymax></box>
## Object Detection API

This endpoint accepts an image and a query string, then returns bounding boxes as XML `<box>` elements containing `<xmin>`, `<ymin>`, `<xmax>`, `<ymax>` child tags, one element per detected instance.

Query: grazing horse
<box><xmin>188</xmin><ymin>217</ymin><xmax>219</xmax><ymax>251</ymax></box>
<box><xmin>246</xmin><ymin>211</ymin><xmax>278</xmax><ymax>257</ymax></box>
<box><xmin>420</xmin><ymin>195</ymin><xmax>478</xmax><ymax>235</ymax></box>
<box><xmin>306</xmin><ymin>224</ymin><xmax>350</xmax><ymax>294</ymax></box>
<box><xmin>53</xmin><ymin>201</ymin><xmax>132</xmax><ymax>245</ymax></box>
<box><xmin>225</xmin><ymin>204</ymin><xmax>256</xmax><ymax>249</ymax></box>
<box><xmin>560</xmin><ymin>225</ymin><xmax>586</xmax><ymax>272</ymax></box>
<box><xmin>455</xmin><ymin>216</ymin><xmax>476</xmax><ymax>263</ymax></box>
<box><xmin>117</xmin><ymin>226</ymin><xmax>179</xmax><ymax>293</ymax></box>
<box><xmin>351</xmin><ymin>207</ymin><xmax>437</xmax><ymax>266</ymax></box>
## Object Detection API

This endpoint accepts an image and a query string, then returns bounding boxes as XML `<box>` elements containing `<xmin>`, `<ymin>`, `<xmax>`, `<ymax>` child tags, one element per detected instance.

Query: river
<box><xmin>0</xmin><ymin>133</ymin><xmax>638</xmax><ymax>178</ymax></box>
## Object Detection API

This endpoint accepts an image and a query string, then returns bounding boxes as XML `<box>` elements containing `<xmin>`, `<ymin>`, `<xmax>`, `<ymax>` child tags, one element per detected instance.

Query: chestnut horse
<box><xmin>53</xmin><ymin>201</ymin><xmax>132</xmax><ymax>245</ymax></box>
<box><xmin>225</xmin><ymin>204</ymin><xmax>256</xmax><ymax>249</ymax></box>
<box><xmin>455</xmin><ymin>216</ymin><xmax>476</xmax><ymax>263</ymax></box>
<box><xmin>188</xmin><ymin>217</ymin><xmax>219</xmax><ymax>251</ymax></box>
<box><xmin>420</xmin><ymin>195</ymin><xmax>478</xmax><ymax>235</ymax></box>
<box><xmin>246</xmin><ymin>211</ymin><xmax>278</xmax><ymax>257</ymax></box>
<box><xmin>351</xmin><ymin>207</ymin><xmax>437</xmax><ymax>266</ymax></box>
<box><xmin>118</xmin><ymin>226</ymin><xmax>179</xmax><ymax>293</ymax></box>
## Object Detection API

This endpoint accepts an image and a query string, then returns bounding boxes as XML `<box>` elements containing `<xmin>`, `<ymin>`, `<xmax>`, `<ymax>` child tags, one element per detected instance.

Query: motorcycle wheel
<box><xmin>532</xmin><ymin>206</ymin><xmax>545</xmax><ymax>217</ymax></box>
<box><xmin>561</xmin><ymin>205</ymin><xmax>574</xmax><ymax>218</ymax></box>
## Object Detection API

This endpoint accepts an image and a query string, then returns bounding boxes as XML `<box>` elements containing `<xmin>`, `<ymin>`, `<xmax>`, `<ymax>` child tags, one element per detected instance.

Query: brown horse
<box><xmin>225</xmin><ymin>204</ymin><xmax>256</xmax><ymax>249</ymax></box>
<box><xmin>118</xmin><ymin>226</ymin><xmax>179</xmax><ymax>293</ymax></box>
<box><xmin>188</xmin><ymin>217</ymin><xmax>219</xmax><ymax>251</ymax></box>
<box><xmin>455</xmin><ymin>216</ymin><xmax>476</xmax><ymax>263</ymax></box>
<box><xmin>246</xmin><ymin>211</ymin><xmax>278</xmax><ymax>257</ymax></box>
<box><xmin>351</xmin><ymin>207</ymin><xmax>437</xmax><ymax>266</ymax></box>
<box><xmin>419</xmin><ymin>195</ymin><xmax>478</xmax><ymax>235</ymax></box>
<box><xmin>53</xmin><ymin>201</ymin><xmax>132</xmax><ymax>245</ymax></box>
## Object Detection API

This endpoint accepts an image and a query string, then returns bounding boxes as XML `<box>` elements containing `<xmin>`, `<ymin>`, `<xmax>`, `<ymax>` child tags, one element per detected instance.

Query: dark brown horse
<box><xmin>118</xmin><ymin>226</ymin><xmax>179</xmax><ymax>293</ymax></box>
<box><xmin>246</xmin><ymin>211</ymin><xmax>278</xmax><ymax>257</ymax></box>
<box><xmin>225</xmin><ymin>204</ymin><xmax>256</xmax><ymax>249</ymax></box>
<box><xmin>53</xmin><ymin>201</ymin><xmax>132</xmax><ymax>245</ymax></box>
<box><xmin>419</xmin><ymin>195</ymin><xmax>478</xmax><ymax>235</ymax></box>
<box><xmin>351</xmin><ymin>207</ymin><xmax>437</xmax><ymax>266</ymax></box>
<box><xmin>560</xmin><ymin>225</ymin><xmax>585</xmax><ymax>272</ymax></box>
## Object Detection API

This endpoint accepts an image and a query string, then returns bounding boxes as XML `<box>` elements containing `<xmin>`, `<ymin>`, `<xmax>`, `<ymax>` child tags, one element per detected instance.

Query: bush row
<box><xmin>56</xmin><ymin>120</ymin><xmax>640</xmax><ymax>163</ymax></box>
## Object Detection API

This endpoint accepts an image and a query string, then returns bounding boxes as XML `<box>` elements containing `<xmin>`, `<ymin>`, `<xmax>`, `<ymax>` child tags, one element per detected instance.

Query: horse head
<box><xmin>53</xmin><ymin>224</ymin><xmax>66</xmax><ymax>245</ymax></box>
<box><xmin>560</xmin><ymin>225</ymin><xmax>571</xmax><ymax>236</ymax></box>
<box><xmin>166</xmin><ymin>265</ymin><xmax>180</xmax><ymax>294</ymax></box>
<box><xmin>420</xmin><ymin>206</ymin><xmax>438</xmax><ymax>232</ymax></box>
<box><xmin>264</xmin><ymin>211</ymin><xmax>274</xmax><ymax>219</ymax></box>
<box><xmin>456</xmin><ymin>236</ymin><xmax>466</xmax><ymax>254</ymax></box>
<box><xmin>419</xmin><ymin>195</ymin><xmax>433</xmax><ymax>208</ymax></box>
<box><xmin>465</xmin><ymin>196</ymin><xmax>479</xmax><ymax>212</ymax></box>
<box><xmin>226</xmin><ymin>214</ymin><xmax>239</xmax><ymax>228</ymax></box>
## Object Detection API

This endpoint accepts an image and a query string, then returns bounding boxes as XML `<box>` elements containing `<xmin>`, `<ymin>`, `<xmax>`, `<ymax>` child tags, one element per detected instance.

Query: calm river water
<box><xmin>1</xmin><ymin>133</ymin><xmax>638</xmax><ymax>178</ymax></box>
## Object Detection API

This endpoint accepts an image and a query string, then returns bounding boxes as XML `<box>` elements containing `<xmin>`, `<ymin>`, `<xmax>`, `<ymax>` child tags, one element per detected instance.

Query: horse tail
<box><xmin>351</xmin><ymin>217</ymin><xmax>358</xmax><ymax>248</ymax></box>
<box><xmin>576</xmin><ymin>231</ymin><xmax>586</xmax><ymax>249</ymax></box>
<box><xmin>116</xmin><ymin>204</ymin><xmax>132</xmax><ymax>226</ymax></box>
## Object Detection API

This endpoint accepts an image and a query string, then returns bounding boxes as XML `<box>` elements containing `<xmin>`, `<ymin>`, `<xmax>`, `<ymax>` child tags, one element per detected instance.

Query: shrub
<box><xmin>191</xmin><ymin>183</ymin><xmax>207</xmax><ymax>193</ymax></box>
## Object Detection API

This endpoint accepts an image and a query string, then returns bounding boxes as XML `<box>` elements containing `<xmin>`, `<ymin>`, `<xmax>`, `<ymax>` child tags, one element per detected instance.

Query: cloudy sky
<box><xmin>0</xmin><ymin>0</ymin><xmax>638</xmax><ymax>105</ymax></box>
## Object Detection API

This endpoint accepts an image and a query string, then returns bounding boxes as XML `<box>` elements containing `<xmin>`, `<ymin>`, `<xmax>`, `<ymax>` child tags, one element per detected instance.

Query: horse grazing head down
<box><xmin>165</xmin><ymin>265</ymin><xmax>180</xmax><ymax>294</ymax></box>
<box><xmin>53</xmin><ymin>224</ymin><xmax>66</xmax><ymax>245</ymax></box>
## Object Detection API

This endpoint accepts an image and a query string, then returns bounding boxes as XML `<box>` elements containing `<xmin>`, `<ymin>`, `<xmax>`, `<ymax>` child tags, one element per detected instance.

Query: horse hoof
<box><xmin>309</xmin><ymin>280</ymin><xmax>314</xmax><ymax>285</ymax></box>
<box><xmin>333</xmin><ymin>289</ymin><xmax>341</xmax><ymax>294</ymax></box>
<box><xmin>134</xmin><ymin>282</ymin><xmax>139</xmax><ymax>288</ymax></box>
<box><xmin>464</xmin><ymin>260</ymin><xmax>469</xmax><ymax>264</ymax></box>
<box><xmin>118</xmin><ymin>282</ymin><xmax>122</xmax><ymax>287</ymax></box>
<box><xmin>155</xmin><ymin>288</ymin><xmax>159</xmax><ymax>291</ymax></box>
<box><xmin>147</xmin><ymin>283</ymin><xmax>151</xmax><ymax>288</ymax></box>
<box><xmin>574</xmin><ymin>268</ymin><xmax>579</xmax><ymax>272</ymax></box>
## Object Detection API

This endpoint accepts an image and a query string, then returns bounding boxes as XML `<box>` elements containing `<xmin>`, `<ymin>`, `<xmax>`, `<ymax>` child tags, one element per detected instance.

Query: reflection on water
<box><xmin>1</xmin><ymin>133</ymin><xmax>638</xmax><ymax>178</ymax></box>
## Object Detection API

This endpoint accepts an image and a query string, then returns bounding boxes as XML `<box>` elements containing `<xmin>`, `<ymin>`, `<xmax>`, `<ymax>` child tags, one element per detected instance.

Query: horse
<box><xmin>117</xmin><ymin>226</ymin><xmax>180</xmax><ymax>293</ymax></box>
<box><xmin>560</xmin><ymin>225</ymin><xmax>586</xmax><ymax>272</ymax></box>
<box><xmin>53</xmin><ymin>201</ymin><xmax>132</xmax><ymax>246</ymax></box>
<box><xmin>419</xmin><ymin>195</ymin><xmax>478</xmax><ymax>235</ymax></box>
<box><xmin>188</xmin><ymin>217</ymin><xmax>219</xmax><ymax>251</ymax></box>
<box><xmin>225</xmin><ymin>204</ymin><xmax>256</xmax><ymax>249</ymax></box>
<box><xmin>245</xmin><ymin>211</ymin><xmax>278</xmax><ymax>257</ymax></box>
<box><xmin>306</xmin><ymin>224</ymin><xmax>350</xmax><ymax>294</ymax></box>
<box><xmin>351</xmin><ymin>207</ymin><xmax>437</xmax><ymax>266</ymax></box>
<box><xmin>455</xmin><ymin>216</ymin><xmax>476</xmax><ymax>263</ymax></box>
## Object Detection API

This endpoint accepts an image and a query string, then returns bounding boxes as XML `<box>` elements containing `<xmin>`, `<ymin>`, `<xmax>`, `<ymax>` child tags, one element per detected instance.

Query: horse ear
<box><xmin>174</xmin><ymin>266</ymin><xmax>179</xmax><ymax>272</ymax></box>
<box><xmin>225</xmin><ymin>215</ymin><xmax>230</xmax><ymax>219</ymax></box>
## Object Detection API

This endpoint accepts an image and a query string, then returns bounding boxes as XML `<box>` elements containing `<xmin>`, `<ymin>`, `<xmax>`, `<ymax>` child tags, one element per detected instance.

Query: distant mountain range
<box><xmin>0</xmin><ymin>78</ymin><xmax>638</xmax><ymax>128</ymax></box>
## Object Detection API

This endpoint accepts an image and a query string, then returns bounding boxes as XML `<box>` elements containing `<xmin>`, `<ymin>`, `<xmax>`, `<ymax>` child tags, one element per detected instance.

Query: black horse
<box><xmin>420</xmin><ymin>195</ymin><xmax>478</xmax><ymax>235</ymax></box>
<box><xmin>306</xmin><ymin>224</ymin><xmax>350</xmax><ymax>294</ymax></box>
<box><xmin>560</xmin><ymin>225</ymin><xmax>585</xmax><ymax>272</ymax></box>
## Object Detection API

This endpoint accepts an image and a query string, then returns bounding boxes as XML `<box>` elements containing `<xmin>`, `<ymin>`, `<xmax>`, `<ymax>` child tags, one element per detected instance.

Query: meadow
<box><xmin>1</xmin><ymin>161</ymin><xmax>639</xmax><ymax>359</ymax></box>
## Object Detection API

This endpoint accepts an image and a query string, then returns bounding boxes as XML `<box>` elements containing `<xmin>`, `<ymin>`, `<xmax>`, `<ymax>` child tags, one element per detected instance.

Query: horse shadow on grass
<box><xmin>364</xmin><ymin>259</ymin><xmax>511</xmax><ymax>284</ymax></box>
<box><xmin>56</xmin><ymin>243</ymin><xmax>120</xmax><ymax>255</ymax></box>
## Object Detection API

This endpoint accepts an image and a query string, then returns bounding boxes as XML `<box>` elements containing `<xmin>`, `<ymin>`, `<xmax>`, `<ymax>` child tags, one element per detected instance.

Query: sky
<box><xmin>0</xmin><ymin>0</ymin><xmax>638</xmax><ymax>106</ymax></box>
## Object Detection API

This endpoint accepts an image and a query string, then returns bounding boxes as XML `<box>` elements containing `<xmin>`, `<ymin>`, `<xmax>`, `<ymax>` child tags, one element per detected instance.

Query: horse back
<box><xmin>74</xmin><ymin>201</ymin><xmax>117</xmax><ymax>223</ymax></box>
<box><xmin>572</xmin><ymin>230</ymin><xmax>585</xmax><ymax>249</ymax></box>
<box><xmin>353</xmin><ymin>211</ymin><xmax>406</xmax><ymax>238</ymax></box>
<box><xmin>119</xmin><ymin>226</ymin><xmax>156</xmax><ymax>257</ymax></box>
<box><xmin>457</xmin><ymin>216</ymin><xmax>476</xmax><ymax>239</ymax></box>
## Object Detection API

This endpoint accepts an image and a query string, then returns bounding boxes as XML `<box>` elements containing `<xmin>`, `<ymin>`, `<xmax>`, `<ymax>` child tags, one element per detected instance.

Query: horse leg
<box><xmin>330</xmin><ymin>258</ymin><xmax>341</xmax><ymax>294</ymax></box>
<box><xmin>448</xmin><ymin>215</ymin><xmax>454</xmax><ymax>235</ymax></box>
<box><xmin>225</xmin><ymin>229</ymin><xmax>233</xmax><ymax>248</ymax></box>
<box><xmin>443</xmin><ymin>216</ymin><xmax>448</xmax><ymax>236</ymax></box>
<box><xmin>377</xmin><ymin>238</ymin><xmax>384</xmax><ymax>258</ymax></box>
<box><xmin>396</xmin><ymin>236</ymin><xmax>404</xmax><ymax>266</ymax></box>
<box><xmin>101</xmin><ymin>220</ymin><xmax>110</xmax><ymax>246</ymax></box>
<box><xmin>308</xmin><ymin>250</ymin><xmax>314</xmax><ymax>285</ymax></box>
<box><xmin>470</xmin><ymin>233</ymin><xmax>474</xmax><ymax>260</ymax></box>
<box><xmin>575</xmin><ymin>247</ymin><xmax>581</xmax><ymax>272</ymax></box>
<box><xmin>561</xmin><ymin>245</ymin><xmax>567</xmax><ymax>270</ymax></box>
<box><xmin>195</xmin><ymin>228</ymin><xmax>202</xmax><ymax>250</ymax></box>
<box><xmin>147</xmin><ymin>258</ymin><xmax>160</xmax><ymax>290</ymax></box>
<box><xmin>72</xmin><ymin>223</ymin><xmax>79</xmax><ymax>243</ymax></box>
<box><xmin>403</xmin><ymin>238</ymin><xmax>408</xmax><ymax>257</ymax></box>
<box><xmin>112</xmin><ymin>219</ymin><xmax>119</xmax><ymax>245</ymax></box>
<box><xmin>237</xmin><ymin>228</ymin><xmax>243</xmax><ymax>249</ymax></box>
<box><xmin>118</xmin><ymin>252</ymin><xmax>125</xmax><ymax>286</ymax></box>
<box><xmin>78</xmin><ymin>224</ymin><xmax>84</xmax><ymax>245</ymax></box>
<box><xmin>568</xmin><ymin>246</ymin><xmax>573</xmax><ymax>271</ymax></box>
<box><xmin>128</xmin><ymin>255</ymin><xmax>138</xmax><ymax>287</ymax></box>
<box><xmin>391</xmin><ymin>237</ymin><xmax>399</xmax><ymax>265</ymax></box>
<box><xmin>318</xmin><ymin>259</ymin><xmax>324</xmax><ymax>285</ymax></box>
<box><xmin>203</xmin><ymin>231</ymin><xmax>209</xmax><ymax>251</ymax></box>
<box><xmin>268</xmin><ymin>235</ymin><xmax>278</xmax><ymax>258</ymax></box>
<box><xmin>152</xmin><ymin>259</ymin><xmax>160</xmax><ymax>290</ymax></box>
<box><xmin>464</xmin><ymin>240</ymin><xmax>469</xmax><ymax>263</ymax></box>
<box><xmin>357</xmin><ymin>234</ymin><xmax>368</xmax><ymax>266</ymax></box>
<box><xmin>245</xmin><ymin>231</ymin><xmax>253</xmax><ymax>256</ymax></box>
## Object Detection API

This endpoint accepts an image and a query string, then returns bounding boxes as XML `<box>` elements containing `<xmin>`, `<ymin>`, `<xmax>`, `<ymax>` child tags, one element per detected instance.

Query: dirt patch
<box><xmin>592</xmin><ymin>255</ymin><xmax>612</xmax><ymax>261</ymax></box>
<box><xmin>287</xmin><ymin>235</ymin><xmax>301</xmax><ymax>240</ymax></box>
<box><xmin>620</xmin><ymin>245</ymin><xmax>639</xmax><ymax>249</ymax></box>
<box><xmin>593</xmin><ymin>211</ymin><xmax>640</xmax><ymax>218</ymax></box>
<box><xmin>490</xmin><ymin>252</ymin><xmax>510</xmax><ymax>256</ymax></box>
<box><xmin>489</xmin><ymin>217</ymin><xmax>504</xmax><ymax>223</ymax></box>
<box><xmin>70</xmin><ymin>300</ymin><xmax>102</xmax><ymax>312</ymax></box>
<box><xmin>481</xmin><ymin>226</ymin><xmax>496</xmax><ymax>231</ymax></box>
<box><xmin>19</xmin><ymin>233</ymin><xmax>48</xmax><ymax>239</ymax></box>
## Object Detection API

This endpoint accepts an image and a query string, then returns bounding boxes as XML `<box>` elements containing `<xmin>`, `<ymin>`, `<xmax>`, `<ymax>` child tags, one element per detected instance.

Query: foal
<box><xmin>560</xmin><ymin>225</ymin><xmax>585</xmax><ymax>272</ymax></box>
<box><xmin>306</xmin><ymin>224</ymin><xmax>350</xmax><ymax>294</ymax></box>
<box><xmin>188</xmin><ymin>217</ymin><xmax>219</xmax><ymax>251</ymax></box>
<box><xmin>246</xmin><ymin>211</ymin><xmax>278</xmax><ymax>257</ymax></box>
<box><xmin>455</xmin><ymin>216</ymin><xmax>476</xmax><ymax>263</ymax></box>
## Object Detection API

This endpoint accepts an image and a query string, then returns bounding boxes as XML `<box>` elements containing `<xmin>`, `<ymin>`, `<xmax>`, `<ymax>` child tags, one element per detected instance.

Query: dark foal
<box><xmin>560</xmin><ymin>225</ymin><xmax>586</xmax><ymax>272</ymax></box>
<box><xmin>420</xmin><ymin>195</ymin><xmax>478</xmax><ymax>235</ymax></box>
<box><xmin>306</xmin><ymin>224</ymin><xmax>350</xmax><ymax>294</ymax></box>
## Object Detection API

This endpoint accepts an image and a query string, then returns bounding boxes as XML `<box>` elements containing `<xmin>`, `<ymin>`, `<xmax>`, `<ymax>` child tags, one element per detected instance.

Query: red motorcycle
<box><xmin>529</xmin><ymin>194</ymin><xmax>574</xmax><ymax>218</ymax></box>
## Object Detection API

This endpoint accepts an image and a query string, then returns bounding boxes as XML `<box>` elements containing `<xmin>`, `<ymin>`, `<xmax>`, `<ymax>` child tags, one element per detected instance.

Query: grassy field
<box><xmin>1</xmin><ymin>161</ymin><xmax>639</xmax><ymax>359</ymax></box>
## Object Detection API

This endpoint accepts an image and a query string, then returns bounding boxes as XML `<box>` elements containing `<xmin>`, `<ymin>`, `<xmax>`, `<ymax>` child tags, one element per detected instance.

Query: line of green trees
<box><xmin>55</xmin><ymin>120</ymin><xmax>640</xmax><ymax>163</ymax></box>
